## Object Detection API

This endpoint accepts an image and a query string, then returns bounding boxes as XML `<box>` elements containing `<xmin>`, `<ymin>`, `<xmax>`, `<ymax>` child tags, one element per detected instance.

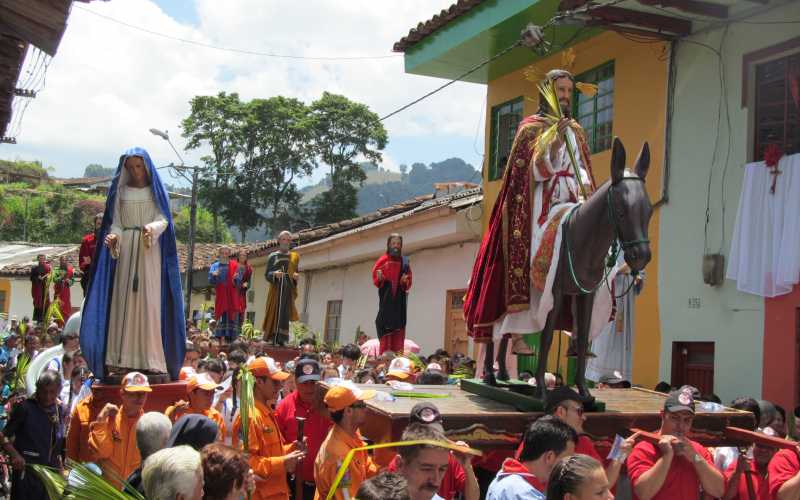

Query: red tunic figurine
<box><xmin>53</xmin><ymin>257</ymin><xmax>75</xmax><ymax>323</ymax></box>
<box><xmin>372</xmin><ymin>234</ymin><xmax>412</xmax><ymax>354</ymax></box>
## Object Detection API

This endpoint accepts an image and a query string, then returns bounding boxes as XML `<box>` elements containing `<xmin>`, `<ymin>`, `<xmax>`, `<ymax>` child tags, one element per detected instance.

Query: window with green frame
<box><xmin>489</xmin><ymin>97</ymin><xmax>524</xmax><ymax>181</ymax></box>
<box><xmin>573</xmin><ymin>61</ymin><xmax>615</xmax><ymax>153</ymax></box>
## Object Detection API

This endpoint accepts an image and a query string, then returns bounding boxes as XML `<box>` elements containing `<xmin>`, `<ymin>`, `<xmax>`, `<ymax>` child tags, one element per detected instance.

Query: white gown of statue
<box><xmin>105</xmin><ymin>182</ymin><xmax>168</xmax><ymax>373</ymax></box>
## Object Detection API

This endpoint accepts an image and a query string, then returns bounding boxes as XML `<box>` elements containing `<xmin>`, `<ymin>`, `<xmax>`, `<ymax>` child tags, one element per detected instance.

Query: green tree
<box><xmin>83</xmin><ymin>164</ymin><xmax>115</xmax><ymax>177</ymax></box>
<box><xmin>174</xmin><ymin>205</ymin><xmax>232</xmax><ymax>244</ymax></box>
<box><xmin>181</xmin><ymin>92</ymin><xmax>246</xmax><ymax>241</ymax></box>
<box><xmin>246</xmin><ymin>96</ymin><xmax>315</xmax><ymax>237</ymax></box>
<box><xmin>308</xmin><ymin>92</ymin><xmax>387</xmax><ymax>224</ymax></box>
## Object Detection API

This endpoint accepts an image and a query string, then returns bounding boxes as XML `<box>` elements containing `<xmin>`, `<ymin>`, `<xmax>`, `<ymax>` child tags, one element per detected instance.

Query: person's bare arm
<box><xmin>676</xmin><ymin>437</ymin><xmax>725</xmax><ymax>498</ymax></box>
<box><xmin>633</xmin><ymin>436</ymin><xmax>676</xmax><ymax>500</ymax></box>
<box><xmin>777</xmin><ymin>471</ymin><xmax>800</xmax><ymax>500</ymax></box>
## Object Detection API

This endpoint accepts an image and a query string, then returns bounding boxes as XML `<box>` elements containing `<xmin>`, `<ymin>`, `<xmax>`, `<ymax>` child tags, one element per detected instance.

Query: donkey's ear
<box><xmin>611</xmin><ymin>137</ymin><xmax>626</xmax><ymax>185</ymax></box>
<box><xmin>635</xmin><ymin>142</ymin><xmax>651</xmax><ymax>180</ymax></box>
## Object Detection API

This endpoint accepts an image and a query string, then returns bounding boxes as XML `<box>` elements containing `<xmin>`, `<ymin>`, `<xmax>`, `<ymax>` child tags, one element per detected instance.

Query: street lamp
<box><xmin>149</xmin><ymin>128</ymin><xmax>199</xmax><ymax>320</ymax></box>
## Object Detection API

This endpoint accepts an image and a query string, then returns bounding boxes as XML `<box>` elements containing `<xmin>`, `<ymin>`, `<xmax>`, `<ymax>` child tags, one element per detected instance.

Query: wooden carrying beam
<box><xmin>637</xmin><ymin>0</ymin><xmax>729</xmax><ymax>18</ymax></box>
<box><xmin>724</xmin><ymin>427</ymin><xmax>799</xmax><ymax>451</ymax></box>
<box><xmin>589</xmin><ymin>5</ymin><xmax>692</xmax><ymax>36</ymax></box>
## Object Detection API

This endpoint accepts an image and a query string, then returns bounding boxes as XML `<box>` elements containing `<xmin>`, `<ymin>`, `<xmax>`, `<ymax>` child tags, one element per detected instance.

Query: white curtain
<box><xmin>727</xmin><ymin>152</ymin><xmax>800</xmax><ymax>297</ymax></box>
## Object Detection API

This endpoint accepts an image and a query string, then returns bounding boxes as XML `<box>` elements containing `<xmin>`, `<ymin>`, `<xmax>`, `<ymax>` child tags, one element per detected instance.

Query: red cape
<box><xmin>463</xmin><ymin>115</ymin><xmax>594</xmax><ymax>341</ymax></box>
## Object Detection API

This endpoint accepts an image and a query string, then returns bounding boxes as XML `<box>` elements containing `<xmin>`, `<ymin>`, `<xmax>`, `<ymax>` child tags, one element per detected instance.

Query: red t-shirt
<box><xmin>627</xmin><ymin>439</ymin><xmax>713</xmax><ymax>500</ymax></box>
<box><xmin>274</xmin><ymin>390</ymin><xmax>333</xmax><ymax>481</ymax></box>
<box><xmin>724</xmin><ymin>457</ymin><xmax>770</xmax><ymax>500</ymax></box>
<box><xmin>387</xmin><ymin>452</ymin><xmax>465</xmax><ymax>500</ymax></box>
<box><xmin>768</xmin><ymin>448</ymin><xmax>800</xmax><ymax>498</ymax></box>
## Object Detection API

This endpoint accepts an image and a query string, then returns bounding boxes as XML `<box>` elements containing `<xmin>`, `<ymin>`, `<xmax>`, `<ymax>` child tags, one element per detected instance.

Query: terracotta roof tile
<box><xmin>392</xmin><ymin>0</ymin><xmax>487</xmax><ymax>52</ymax></box>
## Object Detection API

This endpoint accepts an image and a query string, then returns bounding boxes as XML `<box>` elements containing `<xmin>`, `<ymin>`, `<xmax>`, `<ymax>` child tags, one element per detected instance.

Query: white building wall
<box><xmin>5</xmin><ymin>277</ymin><xmax>84</xmax><ymax>321</ymax></box>
<box><xmin>300</xmin><ymin>241</ymin><xmax>479</xmax><ymax>355</ymax></box>
<box><xmin>658</xmin><ymin>0</ymin><xmax>800</xmax><ymax>401</ymax></box>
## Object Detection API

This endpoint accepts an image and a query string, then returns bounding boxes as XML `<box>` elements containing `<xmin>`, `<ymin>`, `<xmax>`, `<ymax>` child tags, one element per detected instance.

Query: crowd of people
<box><xmin>0</xmin><ymin>313</ymin><xmax>798</xmax><ymax>500</ymax></box>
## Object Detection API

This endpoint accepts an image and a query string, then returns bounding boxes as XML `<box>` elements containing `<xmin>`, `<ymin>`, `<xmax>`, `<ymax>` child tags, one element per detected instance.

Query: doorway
<box><xmin>671</xmin><ymin>341</ymin><xmax>715</xmax><ymax>395</ymax></box>
<box><xmin>444</xmin><ymin>290</ymin><xmax>469</xmax><ymax>356</ymax></box>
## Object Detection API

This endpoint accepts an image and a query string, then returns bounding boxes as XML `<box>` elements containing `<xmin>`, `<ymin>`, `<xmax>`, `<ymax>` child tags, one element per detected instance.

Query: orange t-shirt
<box><xmin>314</xmin><ymin>425</ymin><xmax>379</xmax><ymax>500</ymax></box>
<box><xmin>66</xmin><ymin>396</ymin><xmax>97</xmax><ymax>463</ymax></box>
<box><xmin>164</xmin><ymin>404</ymin><xmax>226</xmax><ymax>440</ymax></box>
<box><xmin>88</xmin><ymin>409</ymin><xmax>142</xmax><ymax>488</ymax></box>
<box><xmin>232</xmin><ymin>400</ymin><xmax>293</xmax><ymax>500</ymax></box>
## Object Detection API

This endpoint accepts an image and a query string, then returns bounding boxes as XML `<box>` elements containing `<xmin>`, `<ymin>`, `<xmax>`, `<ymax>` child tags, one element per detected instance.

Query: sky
<box><xmin>0</xmin><ymin>0</ymin><xmax>487</xmax><ymax>184</ymax></box>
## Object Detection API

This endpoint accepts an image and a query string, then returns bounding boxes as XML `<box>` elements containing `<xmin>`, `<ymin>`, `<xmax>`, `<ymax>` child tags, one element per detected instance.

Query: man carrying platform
<box><xmin>487</xmin><ymin>416</ymin><xmax>577</xmax><ymax>499</ymax></box>
<box><xmin>88</xmin><ymin>372</ymin><xmax>152</xmax><ymax>487</ymax></box>
<box><xmin>528</xmin><ymin>386</ymin><xmax>634</xmax><ymax>488</ymax></box>
<box><xmin>724</xmin><ymin>427</ymin><xmax>776</xmax><ymax>500</ymax></box>
<box><xmin>233</xmin><ymin>356</ymin><xmax>306</xmax><ymax>500</ymax></box>
<box><xmin>626</xmin><ymin>388</ymin><xmax>724</xmax><ymax>500</ymax></box>
<box><xmin>768</xmin><ymin>442</ymin><xmax>800</xmax><ymax>499</ymax></box>
<box><xmin>164</xmin><ymin>373</ymin><xmax>225</xmax><ymax>439</ymax></box>
<box><xmin>315</xmin><ymin>382</ymin><xmax>379</xmax><ymax>499</ymax></box>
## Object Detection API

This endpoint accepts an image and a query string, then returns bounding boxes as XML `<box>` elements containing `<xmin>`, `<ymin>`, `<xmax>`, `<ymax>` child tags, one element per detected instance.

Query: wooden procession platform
<box><xmin>336</xmin><ymin>384</ymin><xmax>756</xmax><ymax>460</ymax></box>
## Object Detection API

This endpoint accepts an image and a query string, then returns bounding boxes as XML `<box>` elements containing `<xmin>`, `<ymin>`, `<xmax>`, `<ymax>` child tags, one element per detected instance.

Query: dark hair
<box><xmin>201</xmin><ymin>443</ymin><xmax>249</xmax><ymax>500</ymax></box>
<box><xmin>36</xmin><ymin>369</ymin><xmax>61</xmax><ymax>392</ymax></box>
<box><xmin>228</xmin><ymin>350</ymin><xmax>247</xmax><ymax>366</ymax></box>
<box><xmin>197</xmin><ymin>359</ymin><xmax>209</xmax><ymax>372</ymax></box>
<box><xmin>731</xmin><ymin>397</ymin><xmax>761</xmax><ymax>425</ymax></box>
<box><xmin>230</xmin><ymin>340</ymin><xmax>249</xmax><ymax>354</ymax></box>
<box><xmin>354</xmin><ymin>369</ymin><xmax>376</xmax><ymax>384</ymax></box>
<box><xmin>185</xmin><ymin>343</ymin><xmax>199</xmax><ymax>354</ymax></box>
<box><xmin>330</xmin><ymin>409</ymin><xmax>345</xmax><ymax>425</ymax></box>
<box><xmin>398</xmin><ymin>423</ymin><xmax>447</xmax><ymax>464</ymax></box>
<box><xmin>204</xmin><ymin>358</ymin><xmax>225</xmax><ymax>376</ymax></box>
<box><xmin>386</xmin><ymin>233</ymin><xmax>403</xmax><ymax>253</ymax></box>
<box><xmin>519</xmin><ymin>415</ymin><xmax>577</xmax><ymax>462</ymax></box>
<box><xmin>758</xmin><ymin>400</ymin><xmax>778</xmax><ymax>428</ymax></box>
<box><xmin>62</xmin><ymin>352</ymin><xmax>74</xmax><ymax>366</ymax></box>
<box><xmin>654</xmin><ymin>381</ymin><xmax>671</xmax><ymax>393</ymax></box>
<box><xmin>340</xmin><ymin>343</ymin><xmax>361</xmax><ymax>362</ymax></box>
<box><xmin>546</xmin><ymin>454</ymin><xmax>604</xmax><ymax>500</ymax></box>
<box><xmin>356</xmin><ymin>472</ymin><xmax>410</xmax><ymax>500</ymax></box>
<box><xmin>418</xmin><ymin>370</ymin><xmax>448</xmax><ymax>385</ymax></box>
<box><xmin>299</xmin><ymin>336</ymin><xmax>317</xmax><ymax>348</ymax></box>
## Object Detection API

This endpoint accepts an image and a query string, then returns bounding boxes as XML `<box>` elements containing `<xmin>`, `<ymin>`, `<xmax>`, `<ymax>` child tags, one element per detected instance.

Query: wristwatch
<box><xmin>692</xmin><ymin>453</ymin><xmax>704</xmax><ymax>463</ymax></box>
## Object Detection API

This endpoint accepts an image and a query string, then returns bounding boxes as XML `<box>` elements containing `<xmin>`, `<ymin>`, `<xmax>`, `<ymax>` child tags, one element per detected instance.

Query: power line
<box><xmin>75</xmin><ymin>6</ymin><xmax>402</xmax><ymax>61</ymax></box>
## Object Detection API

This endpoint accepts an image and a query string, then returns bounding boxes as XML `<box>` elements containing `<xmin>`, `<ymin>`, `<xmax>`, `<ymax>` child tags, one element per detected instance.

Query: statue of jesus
<box><xmin>80</xmin><ymin>147</ymin><xmax>186</xmax><ymax>381</ymax></box>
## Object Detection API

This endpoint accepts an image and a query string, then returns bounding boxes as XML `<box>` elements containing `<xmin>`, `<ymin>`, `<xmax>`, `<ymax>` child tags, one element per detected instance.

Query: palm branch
<box><xmin>404</xmin><ymin>352</ymin><xmax>425</xmax><ymax>371</ymax></box>
<box><xmin>238</xmin><ymin>365</ymin><xmax>255</xmax><ymax>455</ymax></box>
<box><xmin>241</xmin><ymin>320</ymin><xmax>261</xmax><ymax>341</ymax></box>
<box><xmin>62</xmin><ymin>459</ymin><xmax>145</xmax><ymax>500</ymax></box>
<box><xmin>536</xmin><ymin>80</ymin><xmax>587</xmax><ymax>199</ymax></box>
<box><xmin>27</xmin><ymin>464</ymin><xmax>65</xmax><ymax>500</ymax></box>
<box><xmin>44</xmin><ymin>298</ymin><xmax>64</xmax><ymax>327</ymax></box>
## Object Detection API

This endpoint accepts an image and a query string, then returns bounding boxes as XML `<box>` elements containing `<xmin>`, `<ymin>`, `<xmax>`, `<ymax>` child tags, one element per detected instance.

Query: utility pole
<box><xmin>185</xmin><ymin>167</ymin><xmax>199</xmax><ymax>316</ymax></box>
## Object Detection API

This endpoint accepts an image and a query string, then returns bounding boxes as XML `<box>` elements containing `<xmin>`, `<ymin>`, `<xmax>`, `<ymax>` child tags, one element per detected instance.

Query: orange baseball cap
<box><xmin>121</xmin><ymin>372</ymin><xmax>152</xmax><ymax>393</ymax></box>
<box><xmin>324</xmin><ymin>382</ymin><xmax>376</xmax><ymax>412</ymax></box>
<box><xmin>248</xmin><ymin>356</ymin><xmax>290</xmax><ymax>381</ymax></box>
<box><xmin>187</xmin><ymin>373</ymin><xmax>221</xmax><ymax>393</ymax></box>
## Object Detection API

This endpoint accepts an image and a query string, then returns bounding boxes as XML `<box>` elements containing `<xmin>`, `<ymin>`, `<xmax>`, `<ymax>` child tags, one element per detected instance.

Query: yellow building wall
<box><xmin>0</xmin><ymin>279</ymin><xmax>9</xmax><ymax>315</ymax></box>
<box><xmin>481</xmin><ymin>32</ymin><xmax>668</xmax><ymax>389</ymax></box>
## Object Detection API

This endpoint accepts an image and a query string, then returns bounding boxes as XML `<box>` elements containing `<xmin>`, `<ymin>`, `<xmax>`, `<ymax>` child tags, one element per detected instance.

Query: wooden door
<box><xmin>671</xmin><ymin>342</ymin><xmax>715</xmax><ymax>395</ymax></box>
<box><xmin>444</xmin><ymin>290</ymin><xmax>469</xmax><ymax>356</ymax></box>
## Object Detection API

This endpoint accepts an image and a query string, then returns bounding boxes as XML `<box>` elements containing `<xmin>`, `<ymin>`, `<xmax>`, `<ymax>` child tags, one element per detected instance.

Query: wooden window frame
<box><xmin>324</xmin><ymin>300</ymin><xmax>343</xmax><ymax>345</ymax></box>
<box><xmin>488</xmin><ymin>96</ymin><xmax>524</xmax><ymax>182</ymax></box>
<box><xmin>573</xmin><ymin>61</ymin><xmax>615</xmax><ymax>154</ymax></box>
<box><xmin>752</xmin><ymin>52</ymin><xmax>800</xmax><ymax>159</ymax></box>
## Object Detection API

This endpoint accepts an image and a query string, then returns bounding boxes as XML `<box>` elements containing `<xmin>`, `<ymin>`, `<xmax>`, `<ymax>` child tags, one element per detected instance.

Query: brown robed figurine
<box><xmin>263</xmin><ymin>231</ymin><xmax>299</xmax><ymax>345</ymax></box>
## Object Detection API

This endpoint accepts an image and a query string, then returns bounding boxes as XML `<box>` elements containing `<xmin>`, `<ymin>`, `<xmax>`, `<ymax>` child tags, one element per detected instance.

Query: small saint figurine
<box><xmin>52</xmin><ymin>255</ymin><xmax>74</xmax><ymax>322</ymax></box>
<box><xmin>262</xmin><ymin>231</ymin><xmax>299</xmax><ymax>345</ymax></box>
<box><xmin>30</xmin><ymin>254</ymin><xmax>51</xmax><ymax>324</ymax></box>
<box><xmin>209</xmin><ymin>246</ymin><xmax>241</xmax><ymax>343</ymax></box>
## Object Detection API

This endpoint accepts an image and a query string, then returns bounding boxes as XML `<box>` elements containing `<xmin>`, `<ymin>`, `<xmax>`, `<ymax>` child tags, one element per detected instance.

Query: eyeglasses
<box><xmin>562</xmin><ymin>404</ymin><xmax>584</xmax><ymax>416</ymax></box>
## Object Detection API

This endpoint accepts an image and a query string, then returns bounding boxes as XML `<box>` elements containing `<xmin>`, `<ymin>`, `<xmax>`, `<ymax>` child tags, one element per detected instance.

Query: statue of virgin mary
<box><xmin>80</xmin><ymin>147</ymin><xmax>186</xmax><ymax>381</ymax></box>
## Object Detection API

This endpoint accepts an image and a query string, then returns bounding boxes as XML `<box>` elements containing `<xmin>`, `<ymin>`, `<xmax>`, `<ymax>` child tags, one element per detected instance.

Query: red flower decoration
<box><xmin>763</xmin><ymin>144</ymin><xmax>784</xmax><ymax>194</ymax></box>
<box><xmin>764</xmin><ymin>144</ymin><xmax>783</xmax><ymax>168</ymax></box>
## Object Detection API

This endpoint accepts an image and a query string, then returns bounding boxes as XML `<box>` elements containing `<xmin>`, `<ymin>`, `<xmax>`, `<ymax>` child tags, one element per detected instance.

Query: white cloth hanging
<box><xmin>727</xmin><ymin>152</ymin><xmax>800</xmax><ymax>297</ymax></box>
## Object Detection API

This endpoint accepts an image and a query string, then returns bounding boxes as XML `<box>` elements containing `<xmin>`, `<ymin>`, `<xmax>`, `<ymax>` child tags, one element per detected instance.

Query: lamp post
<box><xmin>149</xmin><ymin>128</ymin><xmax>198</xmax><ymax>319</ymax></box>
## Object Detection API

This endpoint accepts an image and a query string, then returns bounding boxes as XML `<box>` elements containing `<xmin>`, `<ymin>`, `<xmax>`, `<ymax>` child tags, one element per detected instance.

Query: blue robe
<box><xmin>80</xmin><ymin>147</ymin><xmax>186</xmax><ymax>381</ymax></box>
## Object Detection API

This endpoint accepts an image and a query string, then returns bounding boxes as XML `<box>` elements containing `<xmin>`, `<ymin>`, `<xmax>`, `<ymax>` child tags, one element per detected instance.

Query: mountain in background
<box><xmin>302</xmin><ymin>157</ymin><xmax>480</xmax><ymax>214</ymax></box>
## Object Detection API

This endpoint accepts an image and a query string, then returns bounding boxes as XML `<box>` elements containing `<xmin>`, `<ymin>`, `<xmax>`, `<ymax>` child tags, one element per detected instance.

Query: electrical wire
<box><xmin>74</xmin><ymin>6</ymin><xmax>402</xmax><ymax>61</ymax></box>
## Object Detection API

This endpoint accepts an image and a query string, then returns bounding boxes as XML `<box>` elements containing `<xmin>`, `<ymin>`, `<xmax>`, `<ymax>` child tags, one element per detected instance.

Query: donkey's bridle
<box><xmin>564</xmin><ymin>176</ymin><xmax>649</xmax><ymax>295</ymax></box>
<box><xmin>607</xmin><ymin>176</ymin><xmax>650</xmax><ymax>249</ymax></box>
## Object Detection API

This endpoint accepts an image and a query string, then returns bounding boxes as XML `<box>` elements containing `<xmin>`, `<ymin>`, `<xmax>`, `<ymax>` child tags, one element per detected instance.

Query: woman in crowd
<box><xmin>546</xmin><ymin>454</ymin><xmax>613</xmax><ymax>500</ymax></box>
<box><xmin>201</xmin><ymin>443</ymin><xmax>253</xmax><ymax>500</ymax></box>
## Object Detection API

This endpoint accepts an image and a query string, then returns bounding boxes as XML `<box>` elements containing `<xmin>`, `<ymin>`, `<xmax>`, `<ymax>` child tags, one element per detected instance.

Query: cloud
<box><xmin>2</xmin><ymin>0</ymin><xmax>486</xmax><ymax>178</ymax></box>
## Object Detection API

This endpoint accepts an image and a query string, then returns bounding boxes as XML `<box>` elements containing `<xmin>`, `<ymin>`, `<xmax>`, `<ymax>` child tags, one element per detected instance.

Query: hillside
<box><xmin>301</xmin><ymin>157</ymin><xmax>479</xmax><ymax>213</ymax></box>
